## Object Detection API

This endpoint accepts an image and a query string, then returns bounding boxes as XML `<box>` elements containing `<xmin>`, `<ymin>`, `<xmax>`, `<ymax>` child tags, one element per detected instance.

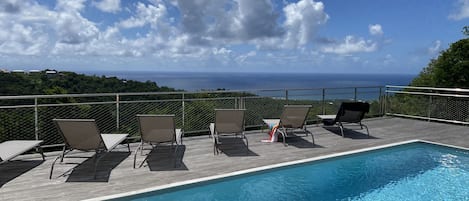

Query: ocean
<box><xmin>82</xmin><ymin>71</ymin><xmax>416</xmax><ymax>91</ymax></box>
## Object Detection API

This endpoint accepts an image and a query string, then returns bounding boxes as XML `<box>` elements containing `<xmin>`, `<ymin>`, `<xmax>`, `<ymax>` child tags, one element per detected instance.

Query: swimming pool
<box><xmin>102</xmin><ymin>141</ymin><xmax>469</xmax><ymax>201</ymax></box>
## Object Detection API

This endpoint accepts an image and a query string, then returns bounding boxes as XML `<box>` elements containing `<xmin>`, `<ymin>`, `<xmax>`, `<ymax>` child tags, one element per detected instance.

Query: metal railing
<box><xmin>0</xmin><ymin>86</ymin><xmax>384</xmax><ymax>147</ymax></box>
<box><xmin>385</xmin><ymin>85</ymin><xmax>469</xmax><ymax>125</ymax></box>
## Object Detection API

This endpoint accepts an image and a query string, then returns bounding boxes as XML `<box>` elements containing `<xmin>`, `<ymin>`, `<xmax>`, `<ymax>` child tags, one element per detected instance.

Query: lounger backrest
<box><xmin>215</xmin><ymin>109</ymin><xmax>245</xmax><ymax>134</ymax></box>
<box><xmin>53</xmin><ymin>119</ymin><xmax>105</xmax><ymax>151</ymax></box>
<box><xmin>137</xmin><ymin>114</ymin><xmax>176</xmax><ymax>143</ymax></box>
<box><xmin>280</xmin><ymin>105</ymin><xmax>311</xmax><ymax>128</ymax></box>
<box><xmin>335</xmin><ymin>102</ymin><xmax>370</xmax><ymax>123</ymax></box>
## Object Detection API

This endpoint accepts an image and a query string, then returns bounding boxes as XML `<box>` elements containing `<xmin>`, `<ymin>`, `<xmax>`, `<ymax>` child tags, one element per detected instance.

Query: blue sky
<box><xmin>0</xmin><ymin>0</ymin><xmax>468</xmax><ymax>74</ymax></box>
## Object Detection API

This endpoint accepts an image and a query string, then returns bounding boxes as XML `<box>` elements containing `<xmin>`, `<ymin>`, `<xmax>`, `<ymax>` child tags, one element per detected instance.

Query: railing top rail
<box><xmin>386</xmin><ymin>85</ymin><xmax>469</xmax><ymax>93</ymax></box>
<box><xmin>0</xmin><ymin>86</ymin><xmax>385</xmax><ymax>100</ymax></box>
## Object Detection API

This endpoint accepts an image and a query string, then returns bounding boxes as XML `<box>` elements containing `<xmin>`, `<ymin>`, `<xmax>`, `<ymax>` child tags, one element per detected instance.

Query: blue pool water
<box><xmin>114</xmin><ymin>142</ymin><xmax>469</xmax><ymax>201</ymax></box>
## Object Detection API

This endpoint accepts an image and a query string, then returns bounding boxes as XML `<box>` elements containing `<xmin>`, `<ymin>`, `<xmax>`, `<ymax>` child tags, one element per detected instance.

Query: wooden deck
<box><xmin>1</xmin><ymin>117</ymin><xmax>468</xmax><ymax>201</ymax></box>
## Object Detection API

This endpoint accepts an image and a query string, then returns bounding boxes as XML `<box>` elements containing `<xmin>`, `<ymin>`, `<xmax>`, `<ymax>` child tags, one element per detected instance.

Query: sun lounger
<box><xmin>134</xmin><ymin>114</ymin><xmax>182</xmax><ymax>168</ymax></box>
<box><xmin>321</xmin><ymin>102</ymin><xmax>370</xmax><ymax>137</ymax></box>
<box><xmin>211</xmin><ymin>109</ymin><xmax>247</xmax><ymax>155</ymax></box>
<box><xmin>276</xmin><ymin>105</ymin><xmax>314</xmax><ymax>146</ymax></box>
<box><xmin>50</xmin><ymin>119</ymin><xmax>129</xmax><ymax>179</ymax></box>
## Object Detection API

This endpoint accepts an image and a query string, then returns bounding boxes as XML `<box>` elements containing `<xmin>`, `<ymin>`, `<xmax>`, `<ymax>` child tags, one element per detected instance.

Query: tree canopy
<box><xmin>411</xmin><ymin>28</ymin><xmax>469</xmax><ymax>88</ymax></box>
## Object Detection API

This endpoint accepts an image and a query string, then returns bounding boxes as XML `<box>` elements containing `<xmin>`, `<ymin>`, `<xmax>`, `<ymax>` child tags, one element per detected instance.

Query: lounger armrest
<box><xmin>0</xmin><ymin>140</ymin><xmax>43</xmax><ymax>163</ymax></box>
<box><xmin>176</xmin><ymin>129</ymin><xmax>183</xmax><ymax>144</ymax></box>
<box><xmin>101</xmin><ymin>134</ymin><xmax>128</xmax><ymax>151</ymax></box>
<box><xmin>209</xmin><ymin>123</ymin><xmax>215</xmax><ymax>138</ymax></box>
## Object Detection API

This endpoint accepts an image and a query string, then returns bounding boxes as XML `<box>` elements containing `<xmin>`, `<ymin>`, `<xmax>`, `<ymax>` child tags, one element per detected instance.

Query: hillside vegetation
<box><xmin>0</xmin><ymin>70</ymin><xmax>177</xmax><ymax>96</ymax></box>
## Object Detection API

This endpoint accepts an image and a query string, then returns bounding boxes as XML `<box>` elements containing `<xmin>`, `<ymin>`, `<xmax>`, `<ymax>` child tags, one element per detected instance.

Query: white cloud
<box><xmin>0</xmin><ymin>0</ymin><xmax>330</xmax><ymax>66</ymax></box>
<box><xmin>0</xmin><ymin>0</ymin><xmax>51</xmax><ymax>55</ymax></box>
<box><xmin>118</xmin><ymin>2</ymin><xmax>167</xmax><ymax>29</ymax></box>
<box><xmin>383</xmin><ymin>54</ymin><xmax>394</xmax><ymax>65</ymax></box>
<box><xmin>0</xmin><ymin>23</ymin><xmax>48</xmax><ymax>55</ymax></box>
<box><xmin>236</xmin><ymin>50</ymin><xmax>256</xmax><ymax>63</ymax></box>
<box><xmin>369</xmin><ymin>24</ymin><xmax>383</xmax><ymax>36</ymax></box>
<box><xmin>55</xmin><ymin>0</ymin><xmax>87</xmax><ymax>12</ymax></box>
<box><xmin>283</xmin><ymin>0</ymin><xmax>329</xmax><ymax>48</ymax></box>
<box><xmin>174</xmin><ymin>0</ymin><xmax>284</xmax><ymax>46</ymax></box>
<box><xmin>322</xmin><ymin>35</ymin><xmax>377</xmax><ymax>54</ymax></box>
<box><xmin>449</xmin><ymin>0</ymin><xmax>469</xmax><ymax>20</ymax></box>
<box><xmin>93</xmin><ymin>0</ymin><xmax>121</xmax><ymax>13</ymax></box>
<box><xmin>428</xmin><ymin>40</ymin><xmax>441</xmax><ymax>55</ymax></box>
<box><xmin>213</xmin><ymin>47</ymin><xmax>232</xmax><ymax>56</ymax></box>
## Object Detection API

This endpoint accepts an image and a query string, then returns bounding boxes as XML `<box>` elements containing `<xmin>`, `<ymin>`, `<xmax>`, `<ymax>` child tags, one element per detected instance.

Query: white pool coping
<box><xmin>84</xmin><ymin>139</ymin><xmax>468</xmax><ymax>201</ymax></box>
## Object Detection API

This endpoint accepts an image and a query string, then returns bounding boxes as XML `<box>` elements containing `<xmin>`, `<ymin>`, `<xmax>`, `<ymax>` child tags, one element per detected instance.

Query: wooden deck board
<box><xmin>0</xmin><ymin>117</ymin><xmax>468</xmax><ymax>201</ymax></box>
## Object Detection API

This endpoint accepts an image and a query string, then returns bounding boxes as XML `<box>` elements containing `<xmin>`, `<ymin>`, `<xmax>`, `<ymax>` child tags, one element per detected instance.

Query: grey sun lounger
<box><xmin>210</xmin><ymin>109</ymin><xmax>247</xmax><ymax>155</ymax></box>
<box><xmin>276</xmin><ymin>105</ymin><xmax>314</xmax><ymax>146</ymax></box>
<box><xmin>50</xmin><ymin>119</ymin><xmax>130</xmax><ymax>179</ymax></box>
<box><xmin>0</xmin><ymin>140</ymin><xmax>45</xmax><ymax>164</ymax></box>
<box><xmin>134</xmin><ymin>114</ymin><xmax>182</xmax><ymax>168</ymax></box>
<box><xmin>322</xmin><ymin>102</ymin><xmax>370</xmax><ymax>137</ymax></box>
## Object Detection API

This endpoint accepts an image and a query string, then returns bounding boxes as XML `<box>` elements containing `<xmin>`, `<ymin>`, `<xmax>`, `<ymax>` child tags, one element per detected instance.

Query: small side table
<box><xmin>316</xmin><ymin>115</ymin><xmax>336</xmax><ymax>126</ymax></box>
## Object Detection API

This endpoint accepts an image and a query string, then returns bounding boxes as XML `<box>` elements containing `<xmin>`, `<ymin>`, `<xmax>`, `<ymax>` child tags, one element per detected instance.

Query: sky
<box><xmin>0</xmin><ymin>0</ymin><xmax>468</xmax><ymax>74</ymax></box>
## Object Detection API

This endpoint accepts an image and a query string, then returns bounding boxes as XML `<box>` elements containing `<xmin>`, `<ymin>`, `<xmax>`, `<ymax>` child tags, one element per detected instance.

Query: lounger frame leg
<box><xmin>360</xmin><ymin>122</ymin><xmax>370</xmax><ymax>137</ymax></box>
<box><xmin>242</xmin><ymin>132</ymin><xmax>249</xmax><ymax>153</ymax></box>
<box><xmin>36</xmin><ymin>146</ymin><xmax>45</xmax><ymax>161</ymax></box>
<box><xmin>133</xmin><ymin>141</ymin><xmax>144</xmax><ymax>169</ymax></box>
<box><xmin>213</xmin><ymin>135</ymin><xmax>220</xmax><ymax>155</ymax></box>
<box><xmin>278</xmin><ymin>128</ymin><xmax>287</xmax><ymax>147</ymax></box>
<box><xmin>138</xmin><ymin>144</ymin><xmax>156</xmax><ymax>168</ymax></box>
<box><xmin>338</xmin><ymin>123</ymin><xmax>345</xmax><ymax>137</ymax></box>
<box><xmin>49</xmin><ymin>147</ymin><xmax>72</xmax><ymax>179</ymax></box>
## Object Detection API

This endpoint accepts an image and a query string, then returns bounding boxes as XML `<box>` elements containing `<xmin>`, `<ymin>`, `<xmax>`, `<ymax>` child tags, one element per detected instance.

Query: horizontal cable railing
<box><xmin>0</xmin><ymin>86</ymin><xmax>384</xmax><ymax>147</ymax></box>
<box><xmin>385</xmin><ymin>85</ymin><xmax>469</xmax><ymax>125</ymax></box>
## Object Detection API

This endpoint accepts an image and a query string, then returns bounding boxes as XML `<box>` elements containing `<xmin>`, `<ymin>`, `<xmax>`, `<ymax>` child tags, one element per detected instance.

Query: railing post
<box><xmin>427</xmin><ymin>91</ymin><xmax>432</xmax><ymax>121</ymax></box>
<box><xmin>116</xmin><ymin>94</ymin><xmax>120</xmax><ymax>132</ymax></box>
<box><xmin>239</xmin><ymin>97</ymin><xmax>244</xmax><ymax>109</ymax></box>
<box><xmin>322</xmin><ymin>88</ymin><xmax>326</xmax><ymax>115</ymax></box>
<box><xmin>384</xmin><ymin>86</ymin><xmax>388</xmax><ymax>115</ymax></box>
<box><xmin>182</xmin><ymin>93</ymin><xmax>185</xmax><ymax>130</ymax></box>
<box><xmin>285</xmin><ymin>90</ymin><xmax>289</xmax><ymax>105</ymax></box>
<box><xmin>354</xmin><ymin>88</ymin><xmax>357</xmax><ymax>101</ymax></box>
<box><xmin>379</xmin><ymin>87</ymin><xmax>383</xmax><ymax>116</ymax></box>
<box><xmin>34</xmin><ymin>98</ymin><xmax>39</xmax><ymax>141</ymax></box>
<box><xmin>235</xmin><ymin>96</ymin><xmax>238</xmax><ymax>109</ymax></box>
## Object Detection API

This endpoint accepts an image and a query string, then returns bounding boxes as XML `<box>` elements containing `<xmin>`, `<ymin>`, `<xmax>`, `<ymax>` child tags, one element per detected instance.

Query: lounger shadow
<box><xmin>65</xmin><ymin>152</ymin><xmax>130</xmax><ymax>182</ymax></box>
<box><xmin>0</xmin><ymin>160</ymin><xmax>44</xmax><ymax>187</ymax></box>
<box><xmin>146</xmin><ymin>145</ymin><xmax>188</xmax><ymax>171</ymax></box>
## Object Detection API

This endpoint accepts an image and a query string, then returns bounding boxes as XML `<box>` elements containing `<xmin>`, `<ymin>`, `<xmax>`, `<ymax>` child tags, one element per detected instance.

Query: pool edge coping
<box><xmin>84</xmin><ymin>139</ymin><xmax>468</xmax><ymax>201</ymax></box>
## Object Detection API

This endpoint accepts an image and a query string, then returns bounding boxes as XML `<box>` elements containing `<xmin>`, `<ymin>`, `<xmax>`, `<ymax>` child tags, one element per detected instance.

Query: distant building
<box><xmin>29</xmin><ymin>70</ymin><xmax>41</xmax><ymax>73</ymax></box>
<box><xmin>0</xmin><ymin>69</ymin><xmax>9</xmax><ymax>73</ymax></box>
<box><xmin>12</xmin><ymin>70</ymin><xmax>25</xmax><ymax>74</ymax></box>
<box><xmin>45</xmin><ymin>70</ymin><xmax>57</xmax><ymax>74</ymax></box>
<box><xmin>46</xmin><ymin>70</ymin><xmax>58</xmax><ymax>78</ymax></box>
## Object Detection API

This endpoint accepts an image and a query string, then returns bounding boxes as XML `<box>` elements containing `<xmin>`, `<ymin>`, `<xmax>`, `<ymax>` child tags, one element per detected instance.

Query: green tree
<box><xmin>411</xmin><ymin>37</ymin><xmax>469</xmax><ymax>87</ymax></box>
